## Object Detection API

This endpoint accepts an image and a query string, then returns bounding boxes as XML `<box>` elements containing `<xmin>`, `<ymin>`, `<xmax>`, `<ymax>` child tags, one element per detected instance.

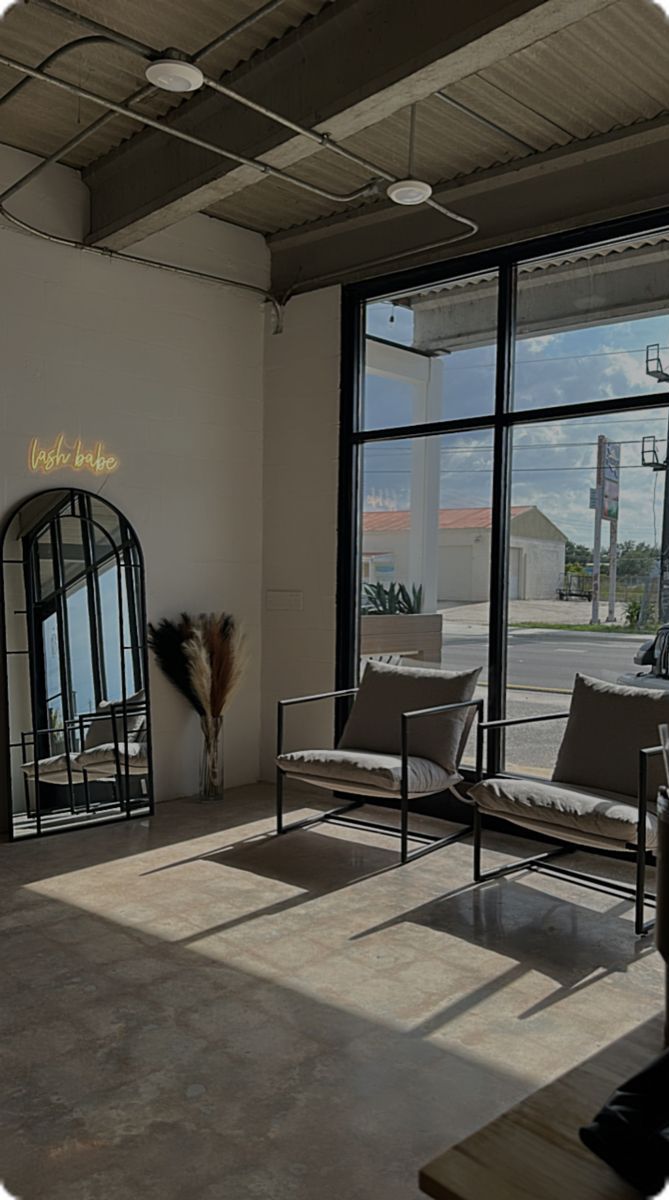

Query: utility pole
<box><xmin>607</xmin><ymin>518</ymin><xmax>618</xmax><ymax>623</ymax></box>
<box><xmin>591</xmin><ymin>435</ymin><xmax>605</xmax><ymax>625</ymax></box>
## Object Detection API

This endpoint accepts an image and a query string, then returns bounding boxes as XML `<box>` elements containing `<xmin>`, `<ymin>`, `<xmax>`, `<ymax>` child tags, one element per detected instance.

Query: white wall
<box><xmin>260</xmin><ymin>288</ymin><xmax>341</xmax><ymax>779</ymax></box>
<box><xmin>0</xmin><ymin>145</ymin><xmax>269</xmax><ymax>800</ymax></box>
<box><xmin>515</xmin><ymin>537</ymin><xmax>566</xmax><ymax>600</ymax></box>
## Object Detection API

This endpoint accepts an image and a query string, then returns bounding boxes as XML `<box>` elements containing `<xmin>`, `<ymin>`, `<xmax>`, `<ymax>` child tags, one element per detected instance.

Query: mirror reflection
<box><xmin>2</xmin><ymin>489</ymin><xmax>152</xmax><ymax>838</ymax></box>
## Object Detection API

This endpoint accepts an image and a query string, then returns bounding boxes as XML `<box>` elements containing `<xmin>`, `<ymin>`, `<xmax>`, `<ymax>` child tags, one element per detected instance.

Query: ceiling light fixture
<box><xmin>145</xmin><ymin>60</ymin><xmax>204</xmax><ymax>93</ymax></box>
<box><xmin>386</xmin><ymin>178</ymin><xmax>433</xmax><ymax>206</ymax></box>
<box><xmin>387</xmin><ymin>102</ymin><xmax>433</xmax><ymax>206</ymax></box>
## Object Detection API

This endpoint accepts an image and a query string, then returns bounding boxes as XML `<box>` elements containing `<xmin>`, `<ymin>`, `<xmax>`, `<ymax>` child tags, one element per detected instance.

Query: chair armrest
<box><xmin>276</xmin><ymin>688</ymin><xmax>359</xmax><ymax>756</ymax></box>
<box><xmin>480</xmin><ymin>711</ymin><xmax>570</xmax><ymax>731</ymax></box>
<box><xmin>473</xmin><ymin>710</ymin><xmax>570</xmax><ymax>784</ymax></box>
<box><xmin>278</xmin><ymin>688</ymin><xmax>358</xmax><ymax>709</ymax></box>
<box><xmin>400</xmin><ymin>698</ymin><xmax>485</xmax><ymax>789</ymax></box>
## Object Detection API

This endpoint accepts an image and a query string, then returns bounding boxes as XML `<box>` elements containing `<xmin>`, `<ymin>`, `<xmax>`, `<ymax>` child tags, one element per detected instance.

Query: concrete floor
<box><xmin>0</xmin><ymin>784</ymin><xmax>664</xmax><ymax>1200</ymax></box>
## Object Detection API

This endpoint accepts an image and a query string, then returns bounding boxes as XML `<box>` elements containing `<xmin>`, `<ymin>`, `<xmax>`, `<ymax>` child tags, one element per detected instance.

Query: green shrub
<box><xmin>362</xmin><ymin>582</ymin><xmax>424</xmax><ymax>615</ymax></box>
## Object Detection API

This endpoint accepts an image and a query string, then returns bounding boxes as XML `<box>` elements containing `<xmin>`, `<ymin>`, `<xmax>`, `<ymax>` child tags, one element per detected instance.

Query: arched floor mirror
<box><xmin>1</xmin><ymin>488</ymin><xmax>153</xmax><ymax>839</ymax></box>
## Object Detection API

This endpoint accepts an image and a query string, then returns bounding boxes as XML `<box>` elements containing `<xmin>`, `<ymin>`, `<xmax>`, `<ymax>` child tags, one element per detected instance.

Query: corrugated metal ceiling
<box><xmin>0</xmin><ymin>0</ymin><xmax>332</xmax><ymax>167</ymax></box>
<box><xmin>1</xmin><ymin>0</ymin><xmax>669</xmax><ymax>238</ymax></box>
<box><xmin>205</xmin><ymin>0</ymin><xmax>669</xmax><ymax>234</ymax></box>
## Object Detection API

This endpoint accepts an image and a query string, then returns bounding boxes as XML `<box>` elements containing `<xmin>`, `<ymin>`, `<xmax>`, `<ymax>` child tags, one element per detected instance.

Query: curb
<box><xmin>508</xmin><ymin>628</ymin><xmax>647</xmax><ymax>642</ymax></box>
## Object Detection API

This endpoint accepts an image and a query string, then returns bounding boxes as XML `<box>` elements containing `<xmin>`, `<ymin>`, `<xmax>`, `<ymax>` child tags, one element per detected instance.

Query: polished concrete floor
<box><xmin>0</xmin><ymin>784</ymin><xmax>665</xmax><ymax>1199</ymax></box>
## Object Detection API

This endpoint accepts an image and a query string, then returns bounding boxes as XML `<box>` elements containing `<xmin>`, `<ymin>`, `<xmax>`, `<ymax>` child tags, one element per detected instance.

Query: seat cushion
<box><xmin>75</xmin><ymin>742</ymin><xmax>148</xmax><ymax>777</ymax></box>
<box><xmin>277</xmin><ymin>748</ymin><xmax>456</xmax><ymax>797</ymax></box>
<box><xmin>338</xmin><ymin>660</ymin><xmax>481</xmax><ymax>776</ymax></box>
<box><xmin>469</xmin><ymin>776</ymin><xmax>657</xmax><ymax>850</ymax></box>
<box><xmin>553</xmin><ymin>673</ymin><xmax>669</xmax><ymax>800</ymax></box>
<box><xmin>21</xmin><ymin>754</ymin><xmax>81</xmax><ymax>784</ymax></box>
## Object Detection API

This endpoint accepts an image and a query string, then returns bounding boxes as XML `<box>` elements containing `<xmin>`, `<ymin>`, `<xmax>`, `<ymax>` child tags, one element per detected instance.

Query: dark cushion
<box><xmin>338</xmin><ymin>660</ymin><xmax>481</xmax><ymax>776</ymax></box>
<box><xmin>553</xmin><ymin>673</ymin><xmax>669</xmax><ymax>801</ymax></box>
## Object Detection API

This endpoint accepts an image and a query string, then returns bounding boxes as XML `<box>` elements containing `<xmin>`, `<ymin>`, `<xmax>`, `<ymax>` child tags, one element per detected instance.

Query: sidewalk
<box><xmin>440</xmin><ymin>598</ymin><xmax>629</xmax><ymax>625</ymax></box>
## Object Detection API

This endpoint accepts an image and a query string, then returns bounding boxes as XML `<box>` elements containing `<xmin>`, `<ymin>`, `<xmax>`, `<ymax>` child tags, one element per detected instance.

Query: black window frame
<box><xmin>338</xmin><ymin>205</ymin><xmax>669</xmax><ymax>775</ymax></box>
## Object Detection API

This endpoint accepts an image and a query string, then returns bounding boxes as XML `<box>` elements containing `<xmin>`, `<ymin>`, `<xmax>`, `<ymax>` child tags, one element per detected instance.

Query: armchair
<box><xmin>469</xmin><ymin>673</ymin><xmax>668</xmax><ymax>936</ymax></box>
<box><xmin>276</xmin><ymin>660</ymin><xmax>484</xmax><ymax>863</ymax></box>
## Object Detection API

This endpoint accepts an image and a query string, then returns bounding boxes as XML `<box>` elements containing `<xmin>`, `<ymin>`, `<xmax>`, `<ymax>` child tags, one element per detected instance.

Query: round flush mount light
<box><xmin>145</xmin><ymin>60</ymin><xmax>204</xmax><ymax>93</ymax></box>
<box><xmin>386</xmin><ymin>179</ymin><xmax>433</xmax><ymax>206</ymax></box>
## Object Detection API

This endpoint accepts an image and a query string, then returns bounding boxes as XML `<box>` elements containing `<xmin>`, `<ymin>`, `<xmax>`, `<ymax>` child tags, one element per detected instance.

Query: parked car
<box><xmin>617</xmin><ymin>624</ymin><xmax>669</xmax><ymax>691</ymax></box>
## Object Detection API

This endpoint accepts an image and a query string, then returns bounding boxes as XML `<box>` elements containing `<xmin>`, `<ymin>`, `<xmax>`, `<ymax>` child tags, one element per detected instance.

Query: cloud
<box><xmin>652</xmin><ymin>0</ymin><xmax>669</xmax><ymax>14</ymax></box>
<box><xmin>0</xmin><ymin>1</ymin><xmax>22</xmax><ymax>16</ymax></box>
<box><xmin>0</xmin><ymin>1185</ymin><xmax>20</xmax><ymax>1199</ymax></box>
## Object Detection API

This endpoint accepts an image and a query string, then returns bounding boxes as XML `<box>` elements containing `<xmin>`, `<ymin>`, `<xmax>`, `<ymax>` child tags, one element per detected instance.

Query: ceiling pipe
<box><xmin>202</xmin><ymin>74</ymin><xmax>478</xmax><ymax>237</ymax></box>
<box><xmin>0</xmin><ymin>51</ymin><xmax>378</xmax><ymax>205</ymax></box>
<box><xmin>0</xmin><ymin>201</ymin><xmax>284</xmax><ymax>330</ymax></box>
<box><xmin>18</xmin><ymin>0</ymin><xmax>478</xmax><ymax>237</ymax></box>
<box><xmin>23</xmin><ymin>0</ymin><xmax>156</xmax><ymax>57</ymax></box>
<box><xmin>0</xmin><ymin>35</ymin><xmax>128</xmax><ymax>111</ymax></box>
<box><xmin>1</xmin><ymin>0</ymin><xmax>478</xmax><ymax>309</ymax></box>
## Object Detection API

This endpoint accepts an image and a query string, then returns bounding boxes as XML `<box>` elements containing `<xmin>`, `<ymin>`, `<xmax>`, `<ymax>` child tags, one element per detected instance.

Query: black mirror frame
<box><xmin>0</xmin><ymin>485</ymin><xmax>154</xmax><ymax>840</ymax></box>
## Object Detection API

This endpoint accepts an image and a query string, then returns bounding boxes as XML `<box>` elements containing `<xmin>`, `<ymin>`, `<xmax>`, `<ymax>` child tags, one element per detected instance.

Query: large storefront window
<box><xmin>342</xmin><ymin>220</ymin><xmax>669</xmax><ymax>779</ymax></box>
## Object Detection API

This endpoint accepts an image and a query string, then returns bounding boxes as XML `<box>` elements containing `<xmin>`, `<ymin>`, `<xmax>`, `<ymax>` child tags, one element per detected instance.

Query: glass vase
<box><xmin>200</xmin><ymin>716</ymin><xmax>223</xmax><ymax>799</ymax></box>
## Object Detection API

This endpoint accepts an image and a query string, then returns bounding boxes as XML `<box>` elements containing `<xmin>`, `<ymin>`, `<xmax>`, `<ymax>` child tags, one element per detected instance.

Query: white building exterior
<box><xmin>363</xmin><ymin>506</ymin><xmax>566</xmax><ymax>604</ymax></box>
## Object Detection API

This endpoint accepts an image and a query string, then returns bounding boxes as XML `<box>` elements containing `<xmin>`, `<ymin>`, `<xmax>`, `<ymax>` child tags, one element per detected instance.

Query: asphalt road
<box><xmin>449</xmin><ymin>627</ymin><xmax>648</xmax><ymax>771</ymax></box>
<box><xmin>443</xmin><ymin>628</ymin><xmax>643</xmax><ymax>692</ymax></box>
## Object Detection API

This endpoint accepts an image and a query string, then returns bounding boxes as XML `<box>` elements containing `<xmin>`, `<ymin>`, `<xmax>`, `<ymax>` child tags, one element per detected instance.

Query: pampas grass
<box><xmin>148</xmin><ymin>612</ymin><xmax>245</xmax><ymax>797</ymax></box>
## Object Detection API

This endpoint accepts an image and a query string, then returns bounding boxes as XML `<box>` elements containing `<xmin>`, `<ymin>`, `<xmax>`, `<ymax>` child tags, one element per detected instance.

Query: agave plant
<box><xmin>148</xmin><ymin>612</ymin><xmax>245</xmax><ymax>798</ymax></box>
<box><xmin>362</xmin><ymin>581</ymin><xmax>424</xmax><ymax>615</ymax></box>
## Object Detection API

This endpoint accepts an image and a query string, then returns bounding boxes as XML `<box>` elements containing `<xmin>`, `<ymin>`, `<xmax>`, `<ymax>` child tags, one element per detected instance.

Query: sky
<box><xmin>364</xmin><ymin>296</ymin><xmax>669</xmax><ymax>548</ymax></box>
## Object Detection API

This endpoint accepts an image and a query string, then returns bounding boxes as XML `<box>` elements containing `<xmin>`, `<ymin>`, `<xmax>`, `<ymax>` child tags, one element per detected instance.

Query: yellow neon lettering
<box><xmin>28</xmin><ymin>435</ymin><xmax>119</xmax><ymax>476</ymax></box>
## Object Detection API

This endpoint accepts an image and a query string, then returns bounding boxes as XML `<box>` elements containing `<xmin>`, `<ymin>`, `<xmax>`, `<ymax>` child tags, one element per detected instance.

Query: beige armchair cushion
<box><xmin>469</xmin><ymin>776</ymin><xmax>657</xmax><ymax>851</ymax></box>
<box><xmin>553</xmin><ymin>673</ymin><xmax>669</xmax><ymax>800</ymax></box>
<box><xmin>277</xmin><ymin>748</ymin><xmax>456</xmax><ymax>797</ymax></box>
<box><xmin>75</xmin><ymin>741</ymin><xmax>148</xmax><ymax>778</ymax></box>
<box><xmin>83</xmin><ymin>690</ymin><xmax>146</xmax><ymax>749</ymax></box>
<box><xmin>21</xmin><ymin>753</ymin><xmax>81</xmax><ymax>784</ymax></box>
<box><xmin>338</xmin><ymin>660</ymin><xmax>481</xmax><ymax>776</ymax></box>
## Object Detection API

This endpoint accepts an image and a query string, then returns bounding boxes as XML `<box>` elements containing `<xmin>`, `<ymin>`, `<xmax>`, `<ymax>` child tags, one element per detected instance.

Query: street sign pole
<box><xmin>591</xmin><ymin>435</ymin><xmax>605</xmax><ymax>625</ymax></box>
<box><xmin>607</xmin><ymin>518</ymin><xmax>618</xmax><ymax>623</ymax></box>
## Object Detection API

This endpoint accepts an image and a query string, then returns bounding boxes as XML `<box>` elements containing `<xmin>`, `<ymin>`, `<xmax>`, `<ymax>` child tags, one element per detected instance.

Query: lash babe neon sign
<box><xmin>28</xmin><ymin>434</ymin><xmax>119</xmax><ymax>477</ymax></box>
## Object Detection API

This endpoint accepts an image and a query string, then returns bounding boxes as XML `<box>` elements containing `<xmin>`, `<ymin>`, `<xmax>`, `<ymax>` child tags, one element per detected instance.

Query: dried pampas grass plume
<box><xmin>148</xmin><ymin>611</ymin><xmax>245</xmax><ymax>796</ymax></box>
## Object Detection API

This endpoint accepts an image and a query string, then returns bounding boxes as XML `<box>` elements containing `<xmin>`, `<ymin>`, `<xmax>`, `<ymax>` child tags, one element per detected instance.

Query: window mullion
<box><xmin>487</xmin><ymin>262</ymin><xmax>516</xmax><ymax>775</ymax></box>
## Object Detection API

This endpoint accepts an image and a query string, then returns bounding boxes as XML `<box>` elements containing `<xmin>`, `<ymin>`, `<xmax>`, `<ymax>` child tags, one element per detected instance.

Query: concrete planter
<box><xmin>360</xmin><ymin>613</ymin><xmax>443</xmax><ymax>664</ymax></box>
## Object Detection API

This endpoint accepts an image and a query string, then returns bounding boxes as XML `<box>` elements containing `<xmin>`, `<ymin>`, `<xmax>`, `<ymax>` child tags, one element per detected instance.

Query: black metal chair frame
<box><xmin>19</xmin><ymin>699</ymin><xmax>148</xmax><ymax>821</ymax></box>
<box><xmin>276</xmin><ymin>689</ymin><xmax>483</xmax><ymax>864</ymax></box>
<box><xmin>473</xmin><ymin>711</ymin><xmax>661</xmax><ymax>937</ymax></box>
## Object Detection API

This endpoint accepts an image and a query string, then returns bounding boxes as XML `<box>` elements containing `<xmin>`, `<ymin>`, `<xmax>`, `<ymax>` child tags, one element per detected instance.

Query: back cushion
<box><xmin>338</xmin><ymin>661</ymin><xmax>481</xmax><ymax>775</ymax></box>
<box><xmin>83</xmin><ymin>689</ymin><xmax>146</xmax><ymax>749</ymax></box>
<box><xmin>553</xmin><ymin>673</ymin><xmax>669</xmax><ymax>800</ymax></box>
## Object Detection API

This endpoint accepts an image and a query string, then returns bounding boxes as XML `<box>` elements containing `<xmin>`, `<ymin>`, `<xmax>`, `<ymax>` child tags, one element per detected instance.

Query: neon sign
<box><xmin>28</xmin><ymin>435</ymin><xmax>119</xmax><ymax>477</ymax></box>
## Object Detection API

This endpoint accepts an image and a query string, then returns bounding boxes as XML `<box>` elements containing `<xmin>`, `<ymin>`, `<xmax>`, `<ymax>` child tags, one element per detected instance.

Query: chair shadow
<box><xmin>172</xmin><ymin>827</ymin><xmax>404</xmax><ymax>945</ymax></box>
<box><xmin>351</xmin><ymin>874</ymin><xmax>657</xmax><ymax>1029</ymax></box>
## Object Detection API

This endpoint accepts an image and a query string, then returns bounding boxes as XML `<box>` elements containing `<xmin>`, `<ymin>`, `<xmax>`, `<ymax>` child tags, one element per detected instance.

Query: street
<box><xmin>447</xmin><ymin>627</ymin><xmax>649</xmax><ymax>773</ymax></box>
<box><xmin>443</xmin><ymin>627</ymin><xmax>643</xmax><ymax>692</ymax></box>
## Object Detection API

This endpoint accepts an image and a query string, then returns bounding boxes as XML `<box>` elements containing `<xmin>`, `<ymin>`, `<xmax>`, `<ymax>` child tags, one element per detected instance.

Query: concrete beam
<box><xmin>268</xmin><ymin>116</ymin><xmax>669</xmax><ymax>295</ymax></box>
<box><xmin>84</xmin><ymin>0</ymin><xmax>611</xmax><ymax>250</ymax></box>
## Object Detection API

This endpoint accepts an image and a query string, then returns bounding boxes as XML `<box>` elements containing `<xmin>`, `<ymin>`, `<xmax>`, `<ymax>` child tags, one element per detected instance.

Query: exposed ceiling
<box><xmin>208</xmin><ymin>0</ymin><xmax>669</xmax><ymax>235</ymax></box>
<box><xmin>0</xmin><ymin>0</ymin><xmax>332</xmax><ymax>166</ymax></box>
<box><xmin>1</xmin><ymin>0</ymin><xmax>669</xmax><ymax>295</ymax></box>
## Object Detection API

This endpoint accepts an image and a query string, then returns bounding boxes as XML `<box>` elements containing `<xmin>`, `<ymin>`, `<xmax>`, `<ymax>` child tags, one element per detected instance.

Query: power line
<box><xmin>365</xmin><ymin>438</ymin><xmax>667</xmax><ymax>456</ymax></box>
<box><xmin>365</xmin><ymin>464</ymin><xmax>656</xmax><ymax>474</ymax></box>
